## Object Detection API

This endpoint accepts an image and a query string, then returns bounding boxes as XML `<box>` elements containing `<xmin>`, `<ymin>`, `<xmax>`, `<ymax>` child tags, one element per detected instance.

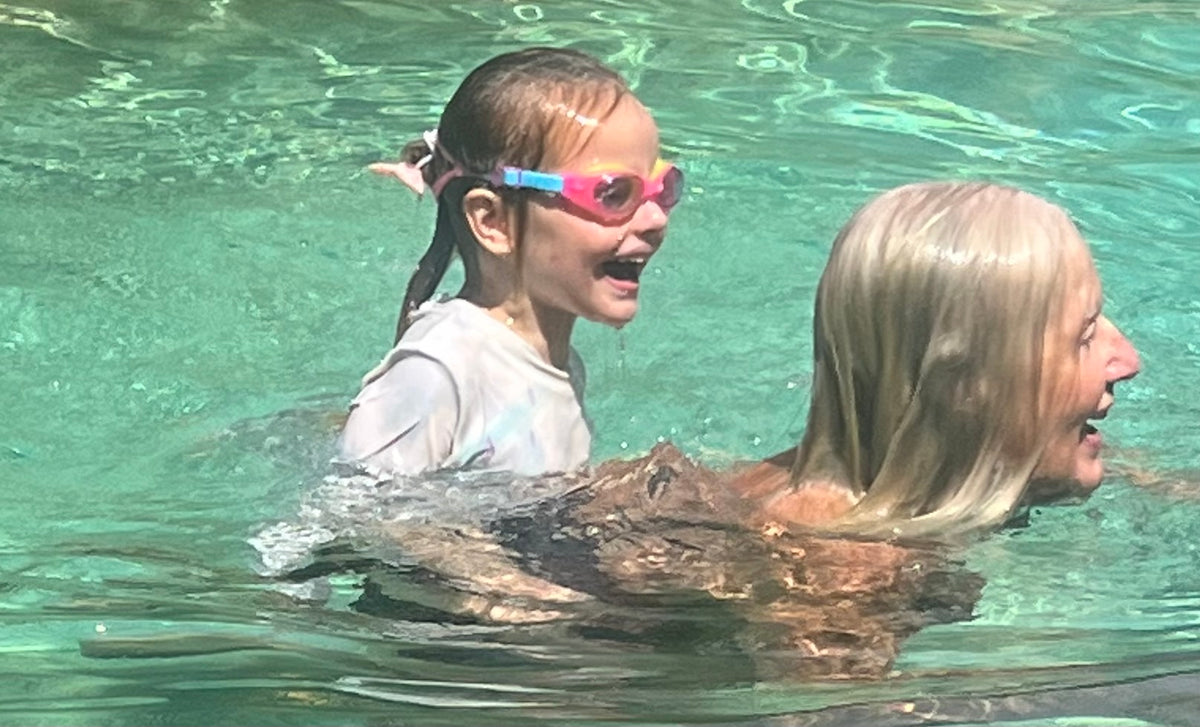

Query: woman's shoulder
<box><xmin>727</xmin><ymin>448</ymin><xmax>858</xmax><ymax>528</ymax></box>
<box><xmin>754</xmin><ymin>480</ymin><xmax>859</xmax><ymax>529</ymax></box>
<box><xmin>576</xmin><ymin>444</ymin><xmax>859</xmax><ymax>530</ymax></box>
<box><xmin>727</xmin><ymin>447</ymin><xmax>797</xmax><ymax>498</ymax></box>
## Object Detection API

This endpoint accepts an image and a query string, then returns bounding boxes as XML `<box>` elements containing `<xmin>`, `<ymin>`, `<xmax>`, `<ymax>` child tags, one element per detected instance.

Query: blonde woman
<box><xmin>733</xmin><ymin>180</ymin><xmax>1141</xmax><ymax>537</ymax></box>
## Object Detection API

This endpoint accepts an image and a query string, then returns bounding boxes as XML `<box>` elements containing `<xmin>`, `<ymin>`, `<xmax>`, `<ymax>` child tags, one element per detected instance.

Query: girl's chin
<box><xmin>587</xmin><ymin>304</ymin><xmax>640</xmax><ymax>328</ymax></box>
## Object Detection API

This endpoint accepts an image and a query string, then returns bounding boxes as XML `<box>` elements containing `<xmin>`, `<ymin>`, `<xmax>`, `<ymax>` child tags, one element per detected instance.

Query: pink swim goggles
<box><xmin>493</xmin><ymin>159</ymin><xmax>684</xmax><ymax>221</ymax></box>
<box><xmin>432</xmin><ymin>158</ymin><xmax>684</xmax><ymax>222</ymax></box>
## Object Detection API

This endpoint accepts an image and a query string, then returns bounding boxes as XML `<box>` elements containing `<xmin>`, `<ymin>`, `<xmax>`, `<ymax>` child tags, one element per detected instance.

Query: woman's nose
<box><xmin>1103</xmin><ymin>315</ymin><xmax>1140</xmax><ymax>382</ymax></box>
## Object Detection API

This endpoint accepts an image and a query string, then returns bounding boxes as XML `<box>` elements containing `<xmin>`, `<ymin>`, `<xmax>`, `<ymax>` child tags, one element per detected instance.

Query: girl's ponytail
<box><xmin>395</xmin><ymin>200</ymin><xmax>455</xmax><ymax>342</ymax></box>
<box><xmin>391</xmin><ymin>134</ymin><xmax>460</xmax><ymax>342</ymax></box>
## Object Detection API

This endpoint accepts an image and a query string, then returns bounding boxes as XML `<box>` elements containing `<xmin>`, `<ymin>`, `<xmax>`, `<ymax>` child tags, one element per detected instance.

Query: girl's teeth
<box><xmin>602</xmin><ymin>259</ymin><xmax>644</xmax><ymax>282</ymax></box>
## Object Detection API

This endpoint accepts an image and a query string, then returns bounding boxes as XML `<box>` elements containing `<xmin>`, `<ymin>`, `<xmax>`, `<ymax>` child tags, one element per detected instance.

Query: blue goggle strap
<box><xmin>499</xmin><ymin>168</ymin><xmax>565</xmax><ymax>194</ymax></box>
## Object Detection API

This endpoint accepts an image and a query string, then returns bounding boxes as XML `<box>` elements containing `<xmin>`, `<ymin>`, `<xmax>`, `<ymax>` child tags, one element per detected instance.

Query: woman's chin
<box><xmin>1073</xmin><ymin>453</ymin><xmax>1105</xmax><ymax>494</ymax></box>
<box><xmin>1025</xmin><ymin>471</ymin><xmax>1102</xmax><ymax>506</ymax></box>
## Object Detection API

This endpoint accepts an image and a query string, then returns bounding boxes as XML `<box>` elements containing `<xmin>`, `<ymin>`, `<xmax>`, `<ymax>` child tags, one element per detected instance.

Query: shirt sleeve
<box><xmin>336</xmin><ymin>353</ymin><xmax>459</xmax><ymax>477</ymax></box>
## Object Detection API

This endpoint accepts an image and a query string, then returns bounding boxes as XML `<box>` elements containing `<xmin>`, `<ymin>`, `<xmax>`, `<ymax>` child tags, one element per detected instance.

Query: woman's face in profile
<box><xmin>1028</xmin><ymin>235</ymin><xmax>1140</xmax><ymax>503</ymax></box>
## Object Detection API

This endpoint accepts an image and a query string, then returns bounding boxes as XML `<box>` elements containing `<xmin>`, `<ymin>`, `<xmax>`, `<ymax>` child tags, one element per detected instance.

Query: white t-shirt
<box><xmin>337</xmin><ymin>298</ymin><xmax>592</xmax><ymax>478</ymax></box>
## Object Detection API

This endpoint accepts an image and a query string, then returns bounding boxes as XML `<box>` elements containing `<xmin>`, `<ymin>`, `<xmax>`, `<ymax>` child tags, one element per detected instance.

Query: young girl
<box><xmin>338</xmin><ymin>47</ymin><xmax>683</xmax><ymax>478</ymax></box>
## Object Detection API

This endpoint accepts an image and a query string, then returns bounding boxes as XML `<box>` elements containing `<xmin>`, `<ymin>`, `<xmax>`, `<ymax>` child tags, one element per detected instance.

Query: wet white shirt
<box><xmin>337</xmin><ymin>298</ymin><xmax>591</xmax><ymax>478</ymax></box>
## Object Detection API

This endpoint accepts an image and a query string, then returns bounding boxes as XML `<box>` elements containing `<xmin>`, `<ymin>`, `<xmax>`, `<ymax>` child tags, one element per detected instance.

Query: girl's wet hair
<box><xmin>394</xmin><ymin>47</ymin><xmax>631</xmax><ymax>341</ymax></box>
<box><xmin>795</xmin><ymin>181</ymin><xmax>1086</xmax><ymax>537</ymax></box>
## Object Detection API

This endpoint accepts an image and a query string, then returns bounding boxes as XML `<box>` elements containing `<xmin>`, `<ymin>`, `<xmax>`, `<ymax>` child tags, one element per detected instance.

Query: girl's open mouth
<box><xmin>602</xmin><ymin>257</ymin><xmax>647</xmax><ymax>283</ymax></box>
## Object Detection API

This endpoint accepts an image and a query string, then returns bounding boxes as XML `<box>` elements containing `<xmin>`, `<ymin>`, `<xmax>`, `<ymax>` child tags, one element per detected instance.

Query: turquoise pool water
<box><xmin>3</xmin><ymin>0</ymin><xmax>1200</xmax><ymax>724</ymax></box>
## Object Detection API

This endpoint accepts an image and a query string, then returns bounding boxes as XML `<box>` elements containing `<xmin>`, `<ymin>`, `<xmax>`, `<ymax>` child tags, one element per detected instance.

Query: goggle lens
<box><xmin>590</xmin><ymin>164</ymin><xmax>683</xmax><ymax>218</ymax></box>
<box><xmin>658</xmin><ymin>165</ymin><xmax>684</xmax><ymax>210</ymax></box>
<box><xmin>594</xmin><ymin>175</ymin><xmax>639</xmax><ymax>214</ymax></box>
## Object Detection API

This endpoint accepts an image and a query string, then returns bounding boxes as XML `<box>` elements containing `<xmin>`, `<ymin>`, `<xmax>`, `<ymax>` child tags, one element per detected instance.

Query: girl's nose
<box><xmin>1103</xmin><ymin>316</ymin><xmax>1140</xmax><ymax>382</ymax></box>
<box><xmin>634</xmin><ymin>196</ymin><xmax>670</xmax><ymax>231</ymax></box>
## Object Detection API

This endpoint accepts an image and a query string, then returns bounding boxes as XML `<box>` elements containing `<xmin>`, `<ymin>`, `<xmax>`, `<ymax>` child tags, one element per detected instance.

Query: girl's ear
<box><xmin>462</xmin><ymin>188</ymin><xmax>515</xmax><ymax>257</ymax></box>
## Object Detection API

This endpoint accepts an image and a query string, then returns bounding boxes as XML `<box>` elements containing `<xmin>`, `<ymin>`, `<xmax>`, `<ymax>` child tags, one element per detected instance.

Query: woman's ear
<box><xmin>462</xmin><ymin>188</ymin><xmax>515</xmax><ymax>257</ymax></box>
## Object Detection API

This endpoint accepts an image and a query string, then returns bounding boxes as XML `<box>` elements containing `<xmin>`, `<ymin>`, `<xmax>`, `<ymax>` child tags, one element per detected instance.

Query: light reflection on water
<box><xmin>3</xmin><ymin>0</ymin><xmax>1200</xmax><ymax>724</ymax></box>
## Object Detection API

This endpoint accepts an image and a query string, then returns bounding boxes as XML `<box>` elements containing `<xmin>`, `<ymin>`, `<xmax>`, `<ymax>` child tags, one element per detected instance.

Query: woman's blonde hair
<box><xmin>795</xmin><ymin>181</ymin><xmax>1089</xmax><ymax>536</ymax></box>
